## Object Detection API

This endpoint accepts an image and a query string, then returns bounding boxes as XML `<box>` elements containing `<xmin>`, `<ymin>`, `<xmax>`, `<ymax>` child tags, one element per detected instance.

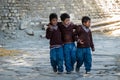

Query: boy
<box><xmin>75</xmin><ymin>16</ymin><xmax>95</xmax><ymax>74</ymax></box>
<box><xmin>58</xmin><ymin>13</ymin><xmax>77</xmax><ymax>74</ymax></box>
<box><xmin>46</xmin><ymin>13</ymin><xmax>64</xmax><ymax>74</ymax></box>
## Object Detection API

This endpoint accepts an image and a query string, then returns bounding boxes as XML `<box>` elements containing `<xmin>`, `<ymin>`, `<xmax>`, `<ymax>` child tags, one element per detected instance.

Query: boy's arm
<box><xmin>73</xmin><ymin>29</ymin><xmax>78</xmax><ymax>41</ymax></box>
<box><xmin>70</xmin><ymin>22</ymin><xmax>77</xmax><ymax>29</ymax></box>
<box><xmin>46</xmin><ymin>26</ymin><xmax>53</xmax><ymax>39</ymax></box>
<box><xmin>73</xmin><ymin>25</ymin><xmax>80</xmax><ymax>42</ymax></box>
<box><xmin>72</xmin><ymin>23</ymin><xmax>81</xmax><ymax>42</ymax></box>
<box><xmin>57</xmin><ymin>22</ymin><xmax>62</xmax><ymax>32</ymax></box>
<box><xmin>90</xmin><ymin>31</ymin><xmax>95</xmax><ymax>51</ymax></box>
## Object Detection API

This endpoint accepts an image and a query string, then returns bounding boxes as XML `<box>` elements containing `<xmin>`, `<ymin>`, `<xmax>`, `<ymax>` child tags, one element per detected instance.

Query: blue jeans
<box><xmin>76</xmin><ymin>48</ymin><xmax>92</xmax><ymax>72</ymax></box>
<box><xmin>63</xmin><ymin>42</ymin><xmax>76</xmax><ymax>72</ymax></box>
<box><xmin>50</xmin><ymin>46</ymin><xmax>64</xmax><ymax>72</ymax></box>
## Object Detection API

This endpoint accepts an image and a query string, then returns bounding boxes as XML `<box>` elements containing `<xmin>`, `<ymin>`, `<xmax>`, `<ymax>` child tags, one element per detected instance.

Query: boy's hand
<box><xmin>78</xmin><ymin>39</ymin><xmax>84</xmax><ymax>44</ymax></box>
<box><xmin>73</xmin><ymin>29</ymin><xmax>76</xmax><ymax>32</ymax></box>
<box><xmin>92</xmin><ymin>48</ymin><xmax>95</xmax><ymax>52</ymax></box>
<box><xmin>80</xmin><ymin>40</ymin><xmax>84</xmax><ymax>44</ymax></box>
<box><xmin>47</xmin><ymin>24</ymin><xmax>54</xmax><ymax>31</ymax></box>
<box><xmin>47</xmin><ymin>24</ymin><xmax>52</xmax><ymax>29</ymax></box>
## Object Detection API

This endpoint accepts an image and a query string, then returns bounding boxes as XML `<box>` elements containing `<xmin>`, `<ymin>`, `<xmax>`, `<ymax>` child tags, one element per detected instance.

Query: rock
<box><xmin>4</xmin><ymin>29</ymin><xmax>11</xmax><ymax>34</ymax></box>
<box><xmin>20</xmin><ymin>21</ymin><xmax>29</xmax><ymax>30</ymax></box>
<box><xmin>20</xmin><ymin>25</ymin><xmax>28</xmax><ymax>30</ymax></box>
<box><xmin>11</xmin><ymin>32</ymin><xmax>16</xmax><ymax>35</ymax></box>
<box><xmin>1</xmin><ymin>24</ymin><xmax>7</xmax><ymax>31</ymax></box>
<box><xmin>43</xmin><ymin>24</ymin><xmax>48</xmax><ymax>30</ymax></box>
<box><xmin>9</xmin><ymin>36</ymin><xmax>16</xmax><ymax>39</ymax></box>
<box><xmin>40</xmin><ymin>34</ymin><xmax>45</xmax><ymax>38</ymax></box>
<box><xmin>0</xmin><ymin>45</ymin><xmax>2</xmax><ymax>48</ymax></box>
<box><xmin>25</xmin><ymin>28</ymin><xmax>34</xmax><ymax>36</ymax></box>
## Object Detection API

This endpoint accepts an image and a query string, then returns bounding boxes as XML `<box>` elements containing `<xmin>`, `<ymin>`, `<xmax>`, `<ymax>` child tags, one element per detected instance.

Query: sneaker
<box><xmin>83</xmin><ymin>71</ymin><xmax>91</xmax><ymax>77</ymax></box>
<box><xmin>86</xmin><ymin>71</ymin><xmax>90</xmax><ymax>74</ymax></box>
<box><xmin>53</xmin><ymin>68</ymin><xmax>57</xmax><ymax>73</ymax></box>
<box><xmin>66</xmin><ymin>71</ymin><xmax>71</xmax><ymax>74</ymax></box>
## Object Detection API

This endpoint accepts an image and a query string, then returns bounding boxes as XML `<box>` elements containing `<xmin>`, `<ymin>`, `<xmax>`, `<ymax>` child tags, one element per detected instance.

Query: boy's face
<box><xmin>83</xmin><ymin>20</ymin><xmax>91</xmax><ymax>28</ymax></box>
<box><xmin>63</xmin><ymin>18</ymin><xmax>70</xmax><ymax>25</ymax></box>
<box><xmin>50</xmin><ymin>18</ymin><xmax>58</xmax><ymax>26</ymax></box>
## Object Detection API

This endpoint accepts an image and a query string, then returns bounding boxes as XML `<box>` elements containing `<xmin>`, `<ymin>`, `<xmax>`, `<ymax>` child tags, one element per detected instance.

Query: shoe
<box><xmin>86</xmin><ymin>71</ymin><xmax>90</xmax><ymax>74</ymax></box>
<box><xmin>75</xmin><ymin>67</ymin><xmax>80</xmax><ymax>73</ymax></box>
<box><xmin>66</xmin><ymin>71</ymin><xmax>71</xmax><ymax>74</ymax></box>
<box><xmin>83</xmin><ymin>71</ymin><xmax>91</xmax><ymax>77</ymax></box>
<box><xmin>53</xmin><ymin>68</ymin><xmax>57</xmax><ymax>73</ymax></box>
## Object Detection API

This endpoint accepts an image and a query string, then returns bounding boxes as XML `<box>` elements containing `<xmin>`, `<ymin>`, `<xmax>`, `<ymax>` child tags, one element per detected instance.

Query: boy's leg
<box><xmin>84</xmin><ymin>48</ymin><xmax>92</xmax><ymax>73</ymax></box>
<box><xmin>70</xmin><ymin>43</ymin><xmax>76</xmax><ymax>71</ymax></box>
<box><xmin>63</xmin><ymin>44</ymin><xmax>72</xmax><ymax>72</ymax></box>
<box><xmin>57</xmin><ymin>46</ymin><xmax>64</xmax><ymax>72</ymax></box>
<box><xmin>50</xmin><ymin>48</ymin><xmax>57</xmax><ymax>72</ymax></box>
<box><xmin>76</xmin><ymin>48</ymin><xmax>84</xmax><ymax>72</ymax></box>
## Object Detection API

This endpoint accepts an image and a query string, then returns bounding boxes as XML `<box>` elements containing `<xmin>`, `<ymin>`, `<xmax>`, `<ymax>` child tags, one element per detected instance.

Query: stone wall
<box><xmin>0</xmin><ymin>0</ymin><xmax>120</xmax><ymax>30</ymax></box>
<box><xmin>0</xmin><ymin>0</ymin><xmax>30</xmax><ymax>30</ymax></box>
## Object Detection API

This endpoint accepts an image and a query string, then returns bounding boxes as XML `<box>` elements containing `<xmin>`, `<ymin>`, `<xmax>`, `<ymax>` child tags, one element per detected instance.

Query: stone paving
<box><xmin>0</xmin><ymin>30</ymin><xmax>120</xmax><ymax>80</ymax></box>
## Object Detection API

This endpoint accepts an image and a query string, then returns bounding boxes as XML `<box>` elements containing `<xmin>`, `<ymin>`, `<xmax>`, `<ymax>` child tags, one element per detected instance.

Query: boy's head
<box><xmin>49</xmin><ymin>13</ymin><xmax>58</xmax><ymax>26</ymax></box>
<box><xmin>82</xmin><ymin>16</ymin><xmax>91</xmax><ymax>28</ymax></box>
<box><xmin>60</xmin><ymin>13</ymin><xmax>70</xmax><ymax>25</ymax></box>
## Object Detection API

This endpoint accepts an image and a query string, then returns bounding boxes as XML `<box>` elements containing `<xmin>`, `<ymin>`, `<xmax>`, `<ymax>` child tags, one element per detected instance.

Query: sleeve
<box><xmin>73</xmin><ymin>25</ymin><xmax>80</xmax><ymax>41</ymax></box>
<box><xmin>71</xmin><ymin>22</ymin><xmax>78</xmax><ymax>30</ymax></box>
<box><xmin>46</xmin><ymin>27</ymin><xmax>53</xmax><ymax>39</ymax></box>
<box><xmin>57</xmin><ymin>22</ymin><xmax>62</xmax><ymax>32</ymax></box>
<box><xmin>89</xmin><ymin>31</ymin><xmax>95</xmax><ymax>51</ymax></box>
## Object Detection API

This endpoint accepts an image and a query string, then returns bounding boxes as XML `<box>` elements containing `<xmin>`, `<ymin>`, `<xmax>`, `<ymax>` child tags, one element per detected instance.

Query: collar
<box><xmin>81</xmin><ymin>25</ymin><xmax>90</xmax><ymax>32</ymax></box>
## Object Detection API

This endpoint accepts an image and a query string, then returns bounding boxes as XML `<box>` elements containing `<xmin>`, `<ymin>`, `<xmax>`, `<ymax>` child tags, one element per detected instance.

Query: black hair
<box><xmin>60</xmin><ymin>13</ymin><xmax>70</xmax><ymax>21</ymax></box>
<box><xmin>82</xmin><ymin>16</ymin><xmax>91</xmax><ymax>23</ymax></box>
<box><xmin>49</xmin><ymin>13</ymin><xmax>58</xmax><ymax>21</ymax></box>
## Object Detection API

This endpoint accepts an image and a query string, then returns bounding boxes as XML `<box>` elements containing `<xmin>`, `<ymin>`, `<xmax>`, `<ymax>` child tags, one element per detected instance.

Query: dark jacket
<box><xmin>76</xmin><ymin>25</ymin><xmax>94</xmax><ymax>50</ymax></box>
<box><xmin>58</xmin><ymin>22</ymin><xmax>77</xmax><ymax>44</ymax></box>
<box><xmin>46</xmin><ymin>24</ymin><xmax>63</xmax><ymax>47</ymax></box>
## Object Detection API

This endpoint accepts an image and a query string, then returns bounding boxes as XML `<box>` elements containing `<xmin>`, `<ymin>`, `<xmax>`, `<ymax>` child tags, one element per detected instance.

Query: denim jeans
<box><xmin>76</xmin><ymin>48</ymin><xmax>92</xmax><ymax>72</ymax></box>
<box><xmin>50</xmin><ymin>46</ymin><xmax>64</xmax><ymax>72</ymax></box>
<box><xmin>63</xmin><ymin>42</ymin><xmax>76</xmax><ymax>72</ymax></box>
